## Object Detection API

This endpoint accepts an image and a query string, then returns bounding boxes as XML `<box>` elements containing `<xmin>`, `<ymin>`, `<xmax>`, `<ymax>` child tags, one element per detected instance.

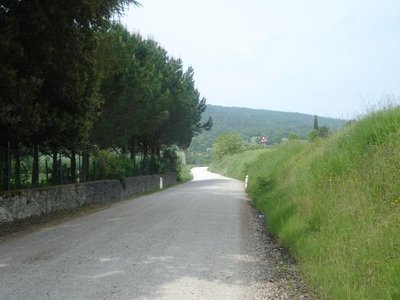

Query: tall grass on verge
<box><xmin>211</xmin><ymin>107</ymin><xmax>400</xmax><ymax>300</ymax></box>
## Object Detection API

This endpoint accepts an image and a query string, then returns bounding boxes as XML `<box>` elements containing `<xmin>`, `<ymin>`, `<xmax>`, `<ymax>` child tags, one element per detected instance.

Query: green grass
<box><xmin>211</xmin><ymin>107</ymin><xmax>400</xmax><ymax>300</ymax></box>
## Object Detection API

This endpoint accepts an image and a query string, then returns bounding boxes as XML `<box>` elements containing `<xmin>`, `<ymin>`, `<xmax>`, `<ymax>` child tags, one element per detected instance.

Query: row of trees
<box><xmin>0</xmin><ymin>1</ymin><xmax>211</xmax><ymax>190</ymax></box>
<box><xmin>93</xmin><ymin>24</ymin><xmax>212</xmax><ymax>164</ymax></box>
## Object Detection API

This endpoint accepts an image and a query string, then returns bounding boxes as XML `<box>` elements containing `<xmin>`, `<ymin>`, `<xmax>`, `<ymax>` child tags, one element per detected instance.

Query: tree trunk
<box><xmin>121</xmin><ymin>145</ymin><xmax>128</xmax><ymax>155</ymax></box>
<box><xmin>52</xmin><ymin>149</ymin><xmax>58</xmax><ymax>185</ymax></box>
<box><xmin>45</xmin><ymin>158</ymin><xmax>49</xmax><ymax>183</ymax></box>
<box><xmin>156</xmin><ymin>143</ymin><xmax>161</xmax><ymax>159</ymax></box>
<box><xmin>79</xmin><ymin>152</ymin><xmax>85</xmax><ymax>182</ymax></box>
<box><xmin>80</xmin><ymin>150</ymin><xmax>89</xmax><ymax>182</ymax></box>
<box><xmin>70</xmin><ymin>149</ymin><xmax>77</xmax><ymax>183</ymax></box>
<box><xmin>142</xmin><ymin>141</ymin><xmax>148</xmax><ymax>161</ymax></box>
<box><xmin>130</xmin><ymin>137</ymin><xmax>137</xmax><ymax>167</ymax></box>
<box><xmin>141</xmin><ymin>141</ymin><xmax>149</xmax><ymax>174</ymax></box>
<box><xmin>7</xmin><ymin>141</ymin><xmax>11</xmax><ymax>190</ymax></box>
<box><xmin>31</xmin><ymin>145</ymin><xmax>39</xmax><ymax>187</ymax></box>
<box><xmin>14</xmin><ymin>144</ymin><xmax>21</xmax><ymax>188</ymax></box>
<box><xmin>59</xmin><ymin>153</ymin><xmax>62</xmax><ymax>185</ymax></box>
<box><xmin>150</xmin><ymin>141</ymin><xmax>156</xmax><ymax>158</ymax></box>
<box><xmin>130</xmin><ymin>146</ymin><xmax>136</xmax><ymax>164</ymax></box>
<box><xmin>0</xmin><ymin>144</ymin><xmax>7</xmax><ymax>190</ymax></box>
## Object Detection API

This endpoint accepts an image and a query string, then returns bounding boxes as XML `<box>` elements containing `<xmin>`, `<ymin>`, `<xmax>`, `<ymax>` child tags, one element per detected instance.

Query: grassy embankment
<box><xmin>211</xmin><ymin>108</ymin><xmax>400</xmax><ymax>299</ymax></box>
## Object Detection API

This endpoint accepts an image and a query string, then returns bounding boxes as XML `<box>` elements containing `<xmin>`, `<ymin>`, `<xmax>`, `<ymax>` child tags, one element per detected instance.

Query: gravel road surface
<box><xmin>0</xmin><ymin>167</ymin><xmax>309</xmax><ymax>299</ymax></box>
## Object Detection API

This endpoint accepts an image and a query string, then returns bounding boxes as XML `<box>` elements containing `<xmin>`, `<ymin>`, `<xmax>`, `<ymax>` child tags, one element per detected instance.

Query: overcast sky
<box><xmin>119</xmin><ymin>0</ymin><xmax>400</xmax><ymax>119</ymax></box>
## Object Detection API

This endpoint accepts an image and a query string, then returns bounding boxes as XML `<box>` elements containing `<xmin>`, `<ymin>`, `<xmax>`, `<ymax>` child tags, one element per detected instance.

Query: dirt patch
<box><xmin>0</xmin><ymin>185</ymin><xmax>177</xmax><ymax>245</ymax></box>
<box><xmin>0</xmin><ymin>202</ymin><xmax>114</xmax><ymax>244</ymax></box>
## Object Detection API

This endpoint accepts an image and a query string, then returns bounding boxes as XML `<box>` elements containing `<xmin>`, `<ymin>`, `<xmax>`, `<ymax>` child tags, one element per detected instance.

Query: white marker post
<box><xmin>160</xmin><ymin>177</ymin><xmax>163</xmax><ymax>190</ymax></box>
<box><xmin>244</xmin><ymin>175</ymin><xmax>249</xmax><ymax>189</ymax></box>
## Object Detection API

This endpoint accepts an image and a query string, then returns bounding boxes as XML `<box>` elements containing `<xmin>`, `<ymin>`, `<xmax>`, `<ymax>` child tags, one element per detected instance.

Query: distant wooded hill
<box><xmin>187</xmin><ymin>105</ymin><xmax>347</xmax><ymax>163</ymax></box>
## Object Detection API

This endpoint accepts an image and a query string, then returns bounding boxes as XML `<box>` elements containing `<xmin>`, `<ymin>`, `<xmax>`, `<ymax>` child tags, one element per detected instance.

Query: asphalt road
<box><xmin>0</xmin><ymin>167</ymin><xmax>304</xmax><ymax>300</ymax></box>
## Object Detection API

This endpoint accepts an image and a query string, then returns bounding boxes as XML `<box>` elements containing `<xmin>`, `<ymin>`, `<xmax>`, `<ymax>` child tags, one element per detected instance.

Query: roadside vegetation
<box><xmin>177</xmin><ymin>165</ymin><xmax>193</xmax><ymax>183</ymax></box>
<box><xmin>211</xmin><ymin>107</ymin><xmax>400</xmax><ymax>299</ymax></box>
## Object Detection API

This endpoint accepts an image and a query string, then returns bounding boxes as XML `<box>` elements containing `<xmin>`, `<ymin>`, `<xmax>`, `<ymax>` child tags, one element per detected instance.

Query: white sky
<box><xmin>119</xmin><ymin>0</ymin><xmax>400</xmax><ymax>118</ymax></box>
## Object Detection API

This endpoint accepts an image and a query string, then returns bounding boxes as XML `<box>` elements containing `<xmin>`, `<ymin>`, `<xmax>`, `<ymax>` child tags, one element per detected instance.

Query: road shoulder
<box><xmin>241</xmin><ymin>196</ymin><xmax>312</xmax><ymax>299</ymax></box>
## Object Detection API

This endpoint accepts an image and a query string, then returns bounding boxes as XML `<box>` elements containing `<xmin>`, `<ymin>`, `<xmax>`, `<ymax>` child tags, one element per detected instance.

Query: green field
<box><xmin>211</xmin><ymin>107</ymin><xmax>400</xmax><ymax>299</ymax></box>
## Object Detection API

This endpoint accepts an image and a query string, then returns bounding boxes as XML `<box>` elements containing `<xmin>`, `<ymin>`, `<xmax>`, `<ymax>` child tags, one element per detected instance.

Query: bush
<box><xmin>212</xmin><ymin>133</ymin><xmax>245</xmax><ymax>161</ymax></box>
<box><xmin>91</xmin><ymin>150</ymin><xmax>132</xmax><ymax>180</ymax></box>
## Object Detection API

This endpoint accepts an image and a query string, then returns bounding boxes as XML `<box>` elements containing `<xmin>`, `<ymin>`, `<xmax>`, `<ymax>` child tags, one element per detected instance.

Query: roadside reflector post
<box><xmin>160</xmin><ymin>177</ymin><xmax>163</xmax><ymax>190</ymax></box>
<box><xmin>245</xmin><ymin>175</ymin><xmax>249</xmax><ymax>189</ymax></box>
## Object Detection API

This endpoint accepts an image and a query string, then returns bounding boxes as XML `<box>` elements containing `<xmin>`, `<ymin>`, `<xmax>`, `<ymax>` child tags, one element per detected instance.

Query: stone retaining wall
<box><xmin>0</xmin><ymin>173</ymin><xmax>177</xmax><ymax>224</ymax></box>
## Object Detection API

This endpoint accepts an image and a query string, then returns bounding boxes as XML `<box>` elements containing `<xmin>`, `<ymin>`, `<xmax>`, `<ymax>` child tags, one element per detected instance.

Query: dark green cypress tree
<box><xmin>314</xmin><ymin>115</ymin><xmax>319</xmax><ymax>130</ymax></box>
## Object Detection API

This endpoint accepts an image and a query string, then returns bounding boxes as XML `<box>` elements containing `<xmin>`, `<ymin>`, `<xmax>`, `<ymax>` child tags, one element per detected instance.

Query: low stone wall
<box><xmin>0</xmin><ymin>173</ymin><xmax>177</xmax><ymax>224</ymax></box>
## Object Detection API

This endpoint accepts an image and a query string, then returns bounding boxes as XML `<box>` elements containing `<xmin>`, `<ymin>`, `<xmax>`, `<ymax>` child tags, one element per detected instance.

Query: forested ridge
<box><xmin>187</xmin><ymin>105</ymin><xmax>346</xmax><ymax>163</ymax></box>
<box><xmin>0</xmin><ymin>1</ymin><xmax>211</xmax><ymax>190</ymax></box>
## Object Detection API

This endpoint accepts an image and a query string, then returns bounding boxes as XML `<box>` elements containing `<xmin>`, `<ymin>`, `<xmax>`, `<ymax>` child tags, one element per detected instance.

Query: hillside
<box><xmin>210</xmin><ymin>107</ymin><xmax>400</xmax><ymax>299</ymax></box>
<box><xmin>188</xmin><ymin>105</ymin><xmax>346</xmax><ymax>163</ymax></box>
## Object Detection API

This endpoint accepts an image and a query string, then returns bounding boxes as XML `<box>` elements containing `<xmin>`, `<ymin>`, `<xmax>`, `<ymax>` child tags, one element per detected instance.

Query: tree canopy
<box><xmin>92</xmin><ymin>23</ymin><xmax>212</xmax><ymax>158</ymax></box>
<box><xmin>0</xmin><ymin>1</ymin><xmax>211</xmax><ymax>189</ymax></box>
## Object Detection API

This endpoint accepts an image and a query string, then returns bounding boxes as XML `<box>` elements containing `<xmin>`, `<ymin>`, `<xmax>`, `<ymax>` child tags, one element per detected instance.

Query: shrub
<box><xmin>212</xmin><ymin>133</ymin><xmax>245</xmax><ymax>161</ymax></box>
